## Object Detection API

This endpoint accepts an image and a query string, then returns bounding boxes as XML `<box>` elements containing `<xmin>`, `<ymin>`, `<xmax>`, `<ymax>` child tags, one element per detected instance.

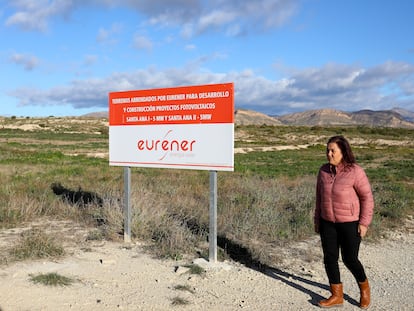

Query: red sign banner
<box><xmin>109</xmin><ymin>83</ymin><xmax>234</xmax><ymax>126</ymax></box>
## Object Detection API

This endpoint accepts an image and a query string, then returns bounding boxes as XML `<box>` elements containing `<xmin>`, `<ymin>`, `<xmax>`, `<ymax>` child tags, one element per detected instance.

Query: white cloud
<box><xmin>9</xmin><ymin>52</ymin><xmax>39</xmax><ymax>70</ymax></box>
<box><xmin>83</xmin><ymin>55</ymin><xmax>98</xmax><ymax>66</ymax></box>
<box><xmin>128</xmin><ymin>0</ymin><xmax>201</xmax><ymax>25</ymax></box>
<box><xmin>133</xmin><ymin>34</ymin><xmax>153</xmax><ymax>51</ymax></box>
<box><xmin>4</xmin><ymin>0</ymin><xmax>299</xmax><ymax>35</ymax></box>
<box><xmin>185</xmin><ymin>44</ymin><xmax>196</xmax><ymax>50</ymax></box>
<box><xmin>9</xmin><ymin>61</ymin><xmax>414</xmax><ymax>114</ymax></box>
<box><xmin>197</xmin><ymin>10</ymin><xmax>237</xmax><ymax>32</ymax></box>
<box><xmin>5</xmin><ymin>0</ymin><xmax>77</xmax><ymax>31</ymax></box>
<box><xmin>96</xmin><ymin>23</ymin><xmax>123</xmax><ymax>45</ymax></box>
<box><xmin>192</xmin><ymin>0</ymin><xmax>299</xmax><ymax>36</ymax></box>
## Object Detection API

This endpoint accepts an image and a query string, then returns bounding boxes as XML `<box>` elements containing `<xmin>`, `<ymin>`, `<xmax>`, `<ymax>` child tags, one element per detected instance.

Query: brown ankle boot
<box><xmin>318</xmin><ymin>283</ymin><xmax>344</xmax><ymax>308</ymax></box>
<box><xmin>358</xmin><ymin>279</ymin><xmax>370</xmax><ymax>309</ymax></box>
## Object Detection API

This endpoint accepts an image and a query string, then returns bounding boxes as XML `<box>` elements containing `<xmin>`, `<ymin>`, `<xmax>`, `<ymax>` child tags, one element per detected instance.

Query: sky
<box><xmin>1</xmin><ymin>0</ymin><xmax>413</xmax><ymax>117</ymax></box>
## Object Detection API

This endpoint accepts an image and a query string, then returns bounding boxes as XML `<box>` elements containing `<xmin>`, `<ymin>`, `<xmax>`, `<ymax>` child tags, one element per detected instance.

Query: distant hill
<box><xmin>277</xmin><ymin>109</ymin><xmax>352</xmax><ymax>126</ymax></box>
<box><xmin>351</xmin><ymin>109</ymin><xmax>412</xmax><ymax>127</ymax></box>
<box><xmin>391</xmin><ymin>107</ymin><xmax>414</xmax><ymax>122</ymax></box>
<box><xmin>82</xmin><ymin>111</ymin><xmax>108</xmax><ymax>118</ymax></box>
<box><xmin>235</xmin><ymin>109</ymin><xmax>283</xmax><ymax>125</ymax></box>
<box><xmin>276</xmin><ymin>108</ymin><xmax>414</xmax><ymax>128</ymax></box>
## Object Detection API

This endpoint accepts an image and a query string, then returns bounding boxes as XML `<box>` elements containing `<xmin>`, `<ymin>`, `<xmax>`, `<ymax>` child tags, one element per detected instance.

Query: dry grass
<box><xmin>174</xmin><ymin>284</ymin><xmax>195</xmax><ymax>294</ymax></box>
<box><xmin>0</xmin><ymin>116</ymin><xmax>413</xmax><ymax>268</ymax></box>
<box><xmin>171</xmin><ymin>296</ymin><xmax>190</xmax><ymax>306</ymax></box>
<box><xmin>8</xmin><ymin>228</ymin><xmax>65</xmax><ymax>261</ymax></box>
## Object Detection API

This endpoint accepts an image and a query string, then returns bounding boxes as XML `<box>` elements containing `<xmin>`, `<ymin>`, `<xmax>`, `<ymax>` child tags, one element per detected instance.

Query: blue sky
<box><xmin>1</xmin><ymin>0</ymin><xmax>413</xmax><ymax>117</ymax></box>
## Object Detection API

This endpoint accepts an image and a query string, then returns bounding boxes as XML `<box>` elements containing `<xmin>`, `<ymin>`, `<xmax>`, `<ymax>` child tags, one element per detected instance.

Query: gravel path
<box><xmin>0</xmin><ymin>220</ymin><xmax>413</xmax><ymax>311</ymax></box>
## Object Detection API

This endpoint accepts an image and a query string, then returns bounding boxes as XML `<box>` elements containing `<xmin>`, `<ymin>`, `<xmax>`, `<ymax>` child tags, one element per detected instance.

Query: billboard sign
<box><xmin>109</xmin><ymin>83</ymin><xmax>234</xmax><ymax>171</ymax></box>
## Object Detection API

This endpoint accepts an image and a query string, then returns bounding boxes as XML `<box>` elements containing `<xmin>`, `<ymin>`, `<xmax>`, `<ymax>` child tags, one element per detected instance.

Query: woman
<box><xmin>314</xmin><ymin>135</ymin><xmax>374</xmax><ymax>309</ymax></box>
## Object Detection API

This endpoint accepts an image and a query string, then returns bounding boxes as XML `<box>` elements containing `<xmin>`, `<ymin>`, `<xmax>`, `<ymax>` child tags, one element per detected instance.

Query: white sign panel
<box><xmin>109</xmin><ymin>83</ymin><xmax>234</xmax><ymax>171</ymax></box>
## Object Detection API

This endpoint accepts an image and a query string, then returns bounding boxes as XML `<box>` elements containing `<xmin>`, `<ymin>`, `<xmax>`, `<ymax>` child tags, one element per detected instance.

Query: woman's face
<box><xmin>327</xmin><ymin>142</ymin><xmax>343</xmax><ymax>166</ymax></box>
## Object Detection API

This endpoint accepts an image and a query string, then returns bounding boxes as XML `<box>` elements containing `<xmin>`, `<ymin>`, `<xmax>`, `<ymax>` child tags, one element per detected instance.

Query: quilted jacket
<box><xmin>314</xmin><ymin>162</ymin><xmax>374</xmax><ymax>227</ymax></box>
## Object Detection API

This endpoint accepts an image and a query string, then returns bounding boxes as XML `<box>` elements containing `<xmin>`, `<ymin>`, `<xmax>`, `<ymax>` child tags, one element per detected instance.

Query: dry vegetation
<box><xmin>0</xmin><ymin>116</ymin><xmax>413</xmax><ymax>269</ymax></box>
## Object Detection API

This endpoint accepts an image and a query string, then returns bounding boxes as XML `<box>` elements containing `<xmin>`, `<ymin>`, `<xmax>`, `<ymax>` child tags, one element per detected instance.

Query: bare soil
<box><xmin>0</xmin><ymin>217</ymin><xmax>413</xmax><ymax>311</ymax></box>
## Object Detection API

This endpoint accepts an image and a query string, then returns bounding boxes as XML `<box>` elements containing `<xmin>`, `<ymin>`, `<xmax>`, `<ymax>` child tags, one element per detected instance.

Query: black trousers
<box><xmin>319</xmin><ymin>218</ymin><xmax>367</xmax><ymax>284</ymax></box>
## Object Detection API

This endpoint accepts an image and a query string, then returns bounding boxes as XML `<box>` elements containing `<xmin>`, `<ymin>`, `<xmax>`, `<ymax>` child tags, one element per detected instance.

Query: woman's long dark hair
<box><xmin>327</xmin><ymin>135</ymin><xmax>356</xmax><ymax>165</ymax></box>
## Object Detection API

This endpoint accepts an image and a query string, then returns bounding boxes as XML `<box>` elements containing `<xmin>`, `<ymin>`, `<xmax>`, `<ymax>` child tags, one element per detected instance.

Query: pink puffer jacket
<box><xmin>314</xmin><ymin>162</ymin><xmax>374</xmax><ymax>227</ymax></box>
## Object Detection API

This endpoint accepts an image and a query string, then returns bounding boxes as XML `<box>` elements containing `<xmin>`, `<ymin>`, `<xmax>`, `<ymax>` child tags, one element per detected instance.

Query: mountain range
<box><xmin>85</xmin><ymin>107</ymin><xmax>414</xmax><ymax>128</ymax></box>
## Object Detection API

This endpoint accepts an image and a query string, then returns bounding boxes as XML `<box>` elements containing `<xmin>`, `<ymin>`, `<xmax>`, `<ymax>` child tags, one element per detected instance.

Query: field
<box><xmin>1</xmin><ymin>116</ymin><xmax>413</xmax><ymax>267</ymax></box>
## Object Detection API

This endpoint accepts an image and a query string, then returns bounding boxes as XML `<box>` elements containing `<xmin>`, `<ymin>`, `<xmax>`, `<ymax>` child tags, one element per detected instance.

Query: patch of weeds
<box><xmin>174</xmin><ymin>284</ymin><xmax>195</xmax><ymax>294</ymax></box>
<box><xmin>120</xmin><ymin>245</ymin><xmax>132</xmax><ymax>250</ymax></box>
<box><xmin>9</xmin><ymin>228</ymin><xmax>65</xmax><ymax>261</ymax></box>
<box><xmin>86</xmin><ymin>229</ymin><xmax>104</xmax><ymax>241</ymax></box>
<box><xmin>29</xmin><ymin>272</ymin><xmax>75</xmax><ymax>286</ymax></box>
<box><xmin>0</xmin><ymin>208</ymin><xmax>21</xmax><ymax>227</ymax></box>
<box><xmin>171</xmin><ymin>296</ymin><xmax>190</xmax><ymax>306</ymax></box>
<box><xmin>166</xmin><ymin>251</ymin><xmax>184</xmax><ymax>261</ymax></box>
<box><xmin>183</xmin><ymin>263</ymin><xmax>205</xmax><ymax>276</ymax></box>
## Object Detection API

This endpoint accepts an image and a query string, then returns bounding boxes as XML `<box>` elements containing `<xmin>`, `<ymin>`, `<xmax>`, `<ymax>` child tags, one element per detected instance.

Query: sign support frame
<box><xmin>110</xmin><ymin>83</ymin><xmax>234</xmax><ymax>262</ymax></box>
<box><xmin>122</xmin><ymin>168</ymin><xmax>219</xmax><ymax>263</ymax></box>
<box><xmin>123</xmin><ymin>167</ymin><xmax>132</xmax><ymax>243</ymax></box>
<box><xmin>209</xmin><ymin>170</ymin><xmax>218</xmax><ymax>263</ymax></box>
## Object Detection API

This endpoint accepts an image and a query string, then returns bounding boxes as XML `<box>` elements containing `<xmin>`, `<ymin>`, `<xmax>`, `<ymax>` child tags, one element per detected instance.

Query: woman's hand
<box><xmin>359</xmin><ymin>224</ymin><xmax>368</xmax><ymax>238</ymax></box>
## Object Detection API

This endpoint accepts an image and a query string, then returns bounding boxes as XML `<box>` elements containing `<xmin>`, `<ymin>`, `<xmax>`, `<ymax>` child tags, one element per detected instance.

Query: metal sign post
<box><xmin>123</xmin><ymin>166</ymin><xmax>131</xmax><ymax>243</ymax></box>
<box><xmin>209</xmin><ymin>170</ymin><xmax>218</xmax><ymax>263</ymax></box>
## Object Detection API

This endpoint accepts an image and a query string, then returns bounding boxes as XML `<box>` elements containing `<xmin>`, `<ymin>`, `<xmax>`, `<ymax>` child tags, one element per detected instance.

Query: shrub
<box><xmin>8</xmin><ymin>228</ymin><xmax>65</xmax><ymax>261</ymax></box>
<box><xmin>29</xmin><ymin>272</ymin><xmax>75</xmax><ymax>286</ymax></box>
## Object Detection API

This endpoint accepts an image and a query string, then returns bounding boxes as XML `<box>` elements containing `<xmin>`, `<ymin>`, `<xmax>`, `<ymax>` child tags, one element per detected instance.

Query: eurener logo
<box><xmin>137</xmin><ymin>130</ymin><xmax>196</xmax><ymax>160</ymax></box>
